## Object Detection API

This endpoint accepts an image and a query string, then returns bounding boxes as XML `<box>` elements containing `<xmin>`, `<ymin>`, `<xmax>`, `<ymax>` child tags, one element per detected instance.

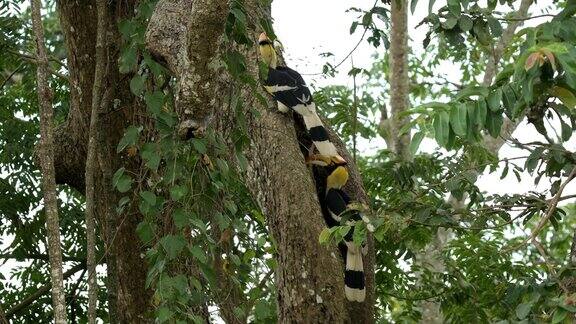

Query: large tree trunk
<box><xmin>50</xmin><ymin>0</ymin><xmax>375</xmax><ymax>322</ymax></box>
<box><xmin>55</xmin><ymin>1</ymin><xmax>151</xmax><ymax>321</ymax></box>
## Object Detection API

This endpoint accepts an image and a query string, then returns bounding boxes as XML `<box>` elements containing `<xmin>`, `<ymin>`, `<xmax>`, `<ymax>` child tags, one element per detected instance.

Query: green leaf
<box><xmin>189</xmin><ymin>216</ymin><xmax>206</xmax><ymax>232</ymax></box>
<box><xmin>487</xmin><ymin>88</ymin><xmax>502</xmax><ymax>111</ymax></box>
<box><xmin>145</xmin><ymin>90</ymin><xmax>164</xmax><ymax>115</ymax></box>
<box><xmin>141</xmin><ymin>144</ymin><xmax>160</xmax><ymax>171</ymax></box>
<box><xmin>113</xmin><ymin>168</ymin><xmax>133</xmax><ymax>193</ymax></box>
<box><xmin>170</xmin><ymin>185</ymin><xmax>188</xmax><ymax>201</ymax></box>
<box><xmin>487</xmin><ymin>17</ymin><xmax>503</xmax><ymax>37</ymax></box>
<box><xmin>455</xmin><ymin>86</ymin><xmax>489</xmax><ymax>100</ymax></box>
<box><xmin>140</xmin><ymin>191</ymin><xmax>156</xmax><ymax>206</ymax></box>
<box><xmin>467</xmin><ymin>102</ymin><xmax>477</xmax><ymax>126</ymax></box>
<box><xmin>434</xmin><ymin>110</ymin><xmax>450</xmax><ymax>146</ymax></box>
<box><xmin>473</xmin><ymin>19</ymin><xmax>491</xmax><ymax>45</ymax></box>
<box><xmin>516</xmin><ymin>302</ymin><xmax>532</xmax><ymax>319</ymax></box>
<box><xmin>191</xmin><ymin>138</ymin><xmax>207</xmax><ymax>154</ymax></box>
<box><xmin>216</xmin><ymin>158</ymin><xmax>229</xmax><ymax>175</ymax></box>
<box><xmin>525</xmin><ymin>147</ymin><xmax>544</xmax><ymax>173</ymax></box>
<box><xmin>116</xmin><ymin>176</ymin><xmax>132</xmax><ymax>193</ymax></box>
<box><xmin>458</xmin><ymin>15</ymin><xmax>473</xmax><ymax>32</ymax></box>
<box><xmin>224</xmin><ymin>200</ymin><xmax>237</xmax><ymax>215</ymax></box>
<box><xmin>561</xmin><ymin>119</ymin><xmax>572</xmax><ymax>141</ymax></box>
<box><xmin>119</xmin><ymin>46</ymin><xmax>137</xmax><ymax>73</ymax></box>
<box><xmin>447</xmin><ymin>0</ymin><xmax>461</xmax><ymax>16</ymax></box>
<box><xmin>410</xmin><ymin>0</ymin><xmax>418</xmax><ymax>14</ymax></box>
<box><xmin>350</xmin><ymin>21</ymin><xmax>358</xmax><ymax>34</ymax></box>
<box><xmin>319</xmin><ymin>228</ymin><xmax>331</xmax><ymax>244</ymax></box>
<box><xmin>129</xmin><ymin>74</ymin><xmax>146</xmax><ymax>96</ymax></box>
<box><xmin>156</xmin><ymin>306</ymin><xmax>174</xmax><ymax>323</ymax></box>
<box><xmin>172</xmin><ymin>209</ymin><xmax>189</xmax><ymax>229</ymax></box>
<box><xmin>116</xmin><ymin>196</ymin><xmax>130</xmax><ymax>214</ymax></box>
<box><xmin>476</xmin><ymin>100</ymin><xmax>488</xmax><ymax>126</ymax></box>
<box><xmin>551</xmin><ymin>86</ymin><xmax>576</xmax><ymax>108</ymax></box>
<box><xmin>442</xmin><ymin>15</ymin><xmax>458</xmax><ymax>29</ymax></box>
<box><xmin>112</xmin><ymin>167</ymin><xmax>126</xmax><ymax>187</ymax></box>
<box><xmin>254</xmin><ymin>300</ymin><xmax>271</xmax><ymax>319</ymax></box>
<box><xmin>224</xmin><ymin>50</ymin><xmax>247</xmax><ymax>77</ymax></box>
<box><xmin>229</xmin><ymin>254</ymin><xmax>241</xmax><ymax>265</ymax></box>
<box><xmin>502</xmin><ymin>84</ymin><xmax>517</xmax><ymax>115</ymax></box>
<box><xmin>352</xmin><ymin>222</ymin><xmax>367</xmax><ymax>247</ymax></box>
<box><xmin>428</xmin><ymin>0</ymin><xmax>436</xmax><ymax>13</ymax></box>
<box><xmin>410</xmin><ymin>131</ymin><xmax>425</xmax><ymax>156</ymax></box>
<box><xmin>486</xmin><ymin>110</ymin><xmax>503</xmax><ymax>138</ymax></box>
<box><xmin>450</xmin><ymin>104</ymin><xmax>467</xmax><ymax>136</ymax></box>
<box><xmin>136</xmin><ymin>221</ymin><xmax>155</xmax><ymax>244</ymax></box>
<box><xmin>117</xmin><ymin>125</ymin><xmax>142</xmax><ymax>153</ymax></box>
<box><xmin>189</xmin><ymin>245</ymin><xmax>207</xmax><ymax>264</ymax></box>
<box><xmin>552</xmin><ymin>308</ymin><xmax>567</xmax><ymax>324</ymax></box>
<box><xmin>160</xmin><ymin>235</ymin><xmax>187</xmax><ymax>260</ymax></box>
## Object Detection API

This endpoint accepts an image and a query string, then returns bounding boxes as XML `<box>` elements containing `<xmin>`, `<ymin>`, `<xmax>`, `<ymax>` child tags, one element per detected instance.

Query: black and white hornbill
<box><xmin>324</xmin><ymin>166</ymin><xmax>365</xmax><ymax>302</ymax></box>
<box><xmin>258</xmin><ymin>32</ymin><xmax>346</xmax><ymax>166</ymax></box>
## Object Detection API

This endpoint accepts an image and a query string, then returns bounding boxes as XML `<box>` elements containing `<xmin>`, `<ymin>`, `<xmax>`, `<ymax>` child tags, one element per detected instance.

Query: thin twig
<box><xmin>351</xmin><ymin>57</ymin><xmax>358</xmax><ymax>163</ymax></box>
<box><xmin>383</xmin><ymin>289</ymin><xmax>446</xmax><ymax>301</ymax></box>
<box><xmin>0</xmin><ymin>63</ymin><xmax>24</xmax><ymax>91</ymax></box>
<box><xmin>5</xmin><ymin>262</ymin><xmax>86</xmax><ymax>319</ymax></box>
<box><xmin>301</xmin><ymin>0</ymin><xmax>379</xmax><ymax>76</ymax></box>
<box><xmin>531</xmin><ymin>238</ymin><xmax>570</xmax><ymax>294</ymax></box>
<box><xmin>0</xmin><ymin>253</ymin><xmax>84</xmax><ymax>263</ymax></box>
<box><xmin>9</xmin><ymin>49</ymin><xmax>69</xmax><ymax>81</ymax></box>
<box><xmin>496</xmin><ymin>13</ymin><xmax>555</xmax><ymax>21</ymax></box>
<box><xmin>504</xmin><ymin>167</ymin><xmax>576</xmax><ymax>253</ymax></box>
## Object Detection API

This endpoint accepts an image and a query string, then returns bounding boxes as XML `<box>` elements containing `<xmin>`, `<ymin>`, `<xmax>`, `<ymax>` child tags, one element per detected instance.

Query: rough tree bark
<box><xmin>389</xmin><ymin>0</ymin><xmax>411</xmax><ymax>161</ymax></box>
<box><xmin>54</xmin><ymin>1</ymin><xmax>152</xmax><ymax>321</ymax></box>
<box><xmin>30</xmin><ymin>0</ymin><xmax>68</xmax><ymax>322</ymax></box>
<box><xmin>84</xmin><ymin>0</ymin><xmax>108</xmax><ymax>322</ymax></box>
<box><xmin>146</xmin><ymin>0</ymin><xmax>375</xmax><ymax>322</ymax></box>
<box><xmin>48</xmin><ymin>0</ymin><xmax>374</xmax><ymax>322</ymax></box>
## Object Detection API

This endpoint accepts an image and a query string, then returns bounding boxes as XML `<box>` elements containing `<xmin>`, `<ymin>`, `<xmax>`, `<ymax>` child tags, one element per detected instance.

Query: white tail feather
<box><xmin>345</xmin><ymin>243</ymin><xmax>365</xmax><ymax>302</ymax></box>
<box><xmin>301</xmin><ymin>111</ymin><xmax>324</xmax><ymax>129</ymax></box>
<box><xmin>315</xmin><ymin>140</ymin><xmax>338</xmax><ymax>157</ymax></box>
<box><xmin>346</xmin><ymin>243</ymin><xmax>363</xmax><ymax>271</ymax></box>
<box><xmin>345</xmin><ymin>286</ymin><xmax>366</xmax><ymax>302</ymax></box>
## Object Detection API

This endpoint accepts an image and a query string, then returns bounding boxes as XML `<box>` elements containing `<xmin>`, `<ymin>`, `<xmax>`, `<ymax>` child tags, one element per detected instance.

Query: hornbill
<box><xmin>324</xmin><ymin>166</ymin><xmax>365</xmax><ymax>302</ymax></box>
<box><xmin>258</xmin><ymin>32</ymin><xmax>346</xmax><ymax>165</ymax></box>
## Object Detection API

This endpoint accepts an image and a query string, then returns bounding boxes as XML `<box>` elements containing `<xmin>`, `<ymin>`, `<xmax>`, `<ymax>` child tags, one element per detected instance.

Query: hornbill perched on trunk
<box><xmin>258</xmin><ymin>32</ymin><xmax>346</xmax><ymax>166</ymax></box>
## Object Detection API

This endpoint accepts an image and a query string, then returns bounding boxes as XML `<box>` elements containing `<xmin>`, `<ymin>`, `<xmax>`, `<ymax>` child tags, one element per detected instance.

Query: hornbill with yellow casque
<box><xmin>324</xmin><ymin>166</ymin><xmax>366</xmax><ymax>302</ymax></box>
<box><xmin>258</xmin><ymin>32</ymin><xmax>346</xmax><ymax>165</ymax></box>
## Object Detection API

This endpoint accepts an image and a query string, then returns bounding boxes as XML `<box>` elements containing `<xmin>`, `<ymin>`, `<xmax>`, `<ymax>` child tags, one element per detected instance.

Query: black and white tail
<box><xmin>344</xmin><ymin>241</ymin><xmax>365</xmax><ymax>302</ymax></box>
<box><xmin>293</xmin><ymin>102</ymin><xmax>339</xmax><ymax>158</ymax></box>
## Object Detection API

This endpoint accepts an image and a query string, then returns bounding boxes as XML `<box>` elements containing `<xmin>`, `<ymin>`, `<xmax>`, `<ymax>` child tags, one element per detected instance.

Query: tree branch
<box><xmin>388</xmin><ymin>0</ymin><xmax>411</xmax><ymax>160</ymax></box>
<box><xmin>0</xmin><ymin>63</ymin><xmax>24</xmax><ymax>91</ymax></box>
<box><xmin>30</xmin><ymin>0</ymin><xmax>68</xmax><ymax>322</ymax></box>
<box><xmin>84</xmin><ymin>0</ymin><xmax>107</xmax><ymax>322</ymax></box>
<box><xmin>0</xmin><ymin>253</ymin><xmax>84</xmax><ymax>263</ymax></box>
<box><xmin>8</xmin><ymin>49</ymin><xmax>69</xmax><ymax>82</ymax></box>
<box><xmin>5</xmin><ymin>262</ymin><xmax>86</xmax><ymax>319</ymax></box>
<box><xmin>504</xmin><ymin>167</ymin><xmax>576</xmax><ymax>253</ymax></box>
